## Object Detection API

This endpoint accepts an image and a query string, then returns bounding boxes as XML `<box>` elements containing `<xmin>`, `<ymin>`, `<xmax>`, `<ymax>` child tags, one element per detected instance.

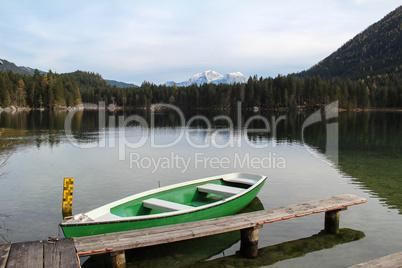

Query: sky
<box><xmin>0</xmin><ymin>0</ymin><xmax>400</xmax><ymax>85</ymax></box>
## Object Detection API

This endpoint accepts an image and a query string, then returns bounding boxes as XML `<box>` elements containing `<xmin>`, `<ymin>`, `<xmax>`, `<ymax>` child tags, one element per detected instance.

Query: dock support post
<box><xmin>240</xmin><ymin>227</ymin><xmax>259</xmax><ymax>258</ymax></box>
<box><xmin>110</xmin><ymin>251</ymin><xmax>126</xmax><ymax>268</ymax></box>
<box><xmin>325</xmin><ymin>209</ymin><xmax>340</xmax><ymax>234</ymax></box>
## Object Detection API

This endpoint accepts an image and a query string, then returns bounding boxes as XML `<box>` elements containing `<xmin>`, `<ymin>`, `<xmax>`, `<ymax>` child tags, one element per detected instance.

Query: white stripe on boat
<box><xmin>143</xmin><ymin>198</ymin><xmax>193</xmax><ymax>212</ymax></box>
<box><xmin>197</xmin><ymin>184</ymin><xmax>244</xmax><ymax>196</ymax></box>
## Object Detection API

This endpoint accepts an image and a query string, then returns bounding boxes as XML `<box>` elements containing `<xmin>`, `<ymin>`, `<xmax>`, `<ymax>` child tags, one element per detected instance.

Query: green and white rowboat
<box><xmin>60</xmin><ymin>173</ymin><xmax>267</xmax><ymax>238</ymax></box>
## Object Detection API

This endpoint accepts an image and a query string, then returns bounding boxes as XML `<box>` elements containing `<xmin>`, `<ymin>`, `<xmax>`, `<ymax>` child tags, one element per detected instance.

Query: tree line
<box><xmin>76</xmin><ymin>70</ymin><xmax>401</xmax><ymax>110</ymax></box>
<box><xmin>0</xmin><ymin>69</ymin><xmax>82</xmax><ymax>109</ymax></box>
<box><xmin>0</xmin><ymin>69</ymin><xmax>401</xmax><ymax>109</ymax></box>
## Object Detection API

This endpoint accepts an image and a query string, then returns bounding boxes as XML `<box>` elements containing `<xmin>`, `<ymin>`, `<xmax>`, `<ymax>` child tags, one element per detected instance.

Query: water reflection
<box><xmin>0</xmin><ymin>109</ymin><xmax>311</xmax><ymax>148</ymax></box>
<box><xmin>0</xmin><ymin>126</ymin><xmax>19</xmax><ymax>243</ymax></box>
<box><xmin>186</xmin><ymin>228</ymin><xmax>365</xmax><ymax>268</ymax></box>
<box><xmin>1</xmin><ymin>110</ymin><xmax>401</xmax><ymax>214</ymax></box>
<box><xmin>298</xmin><ymin>111</ymin><xmax>402</xmax><ymax>214</ymax></box>
<box><xmin>82</xmin><ymin>227</ymin><xmax>365</xmax><ymax>268</ymax></box>
<box><xmin>0</xmin><ymin>109</ymin><xmax>399</xmax><ymax>266</ymax></box>
<box><xmin>0</xmin><ymin>213</ymin><xmax>10</xmax><ymax>243</ymax></box>
<box><xmin>337</xmin><ymin>112</ymin><xmax>402</xmax><ymax>214</ymax></box>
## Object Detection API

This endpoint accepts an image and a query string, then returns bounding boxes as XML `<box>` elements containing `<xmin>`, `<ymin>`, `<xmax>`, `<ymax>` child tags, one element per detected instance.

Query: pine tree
<box><xmin>16</xmin><ymin>79</ymin><xmax>26</xmax><ymax>107</ymax></box>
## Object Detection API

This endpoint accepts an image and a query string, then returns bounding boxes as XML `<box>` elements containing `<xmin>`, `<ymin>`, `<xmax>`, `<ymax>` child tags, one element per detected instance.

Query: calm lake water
<box><xmin>0</xmin><ymin>108</ymin><xmax>401</xmax><ymax>267</ymax></box>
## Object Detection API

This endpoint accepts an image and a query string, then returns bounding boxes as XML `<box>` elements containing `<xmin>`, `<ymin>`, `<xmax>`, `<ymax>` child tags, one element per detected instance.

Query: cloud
<box><xmin>1</xmin><ymin>0</ymin><xmax>401</xmax><ymax>84</ymax></box>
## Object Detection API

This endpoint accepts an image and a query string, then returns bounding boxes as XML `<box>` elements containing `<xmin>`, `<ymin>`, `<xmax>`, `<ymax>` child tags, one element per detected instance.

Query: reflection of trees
<box><xmin>333</xmin><ymin>112</ymin><xmax>402</xmax><ymax>213</ymax></box>
<box><xmin>336</xmin><ymin>113</ymin><xmax>402</xmax><ymax>214</ymax></box>
<box><xmin>0</xmin><ymin>136</ymin><xmax>14</xmax><ymax>177</ymax></box>
<box><xmin>298</xmin><ymin>111</ymin><xmax>402</xmax><ymax>214</ymax></box>
<box><xmin>0</xmin><ymin>127</ymin><xmax>20</xmax><ymax>178</ymax></box>
<box><xmin>338</xmin><ymin>112</ymin><xmax>402</xmax><ymax>152</ymax></box>
<box><xmin>0</xmin><ymin>128</ymin><xmax>18</xmax><ymax>243</ymax></box>
<box><xmin>2</xmin><ymin>110</ymin><xmax>401</xmax><ymax>214</ymax></box>
<box><xmin>0</xmin><ymin>110</ymin><xmax>85</xmax><ymax>148</ymax></box>
<box><xmin>2</xmin><ymin>109</ymin><xmax>400</xmax><ymax>151</ymax></box>
<box><xmin>244</xmin><ymin>110</ymin><xmax>402</xmax><ymax>214</ymax></box>
<box><xmin>0</xmin><ymin>214</ymin><xmax>10</xmax><ymax>243</ymax></box>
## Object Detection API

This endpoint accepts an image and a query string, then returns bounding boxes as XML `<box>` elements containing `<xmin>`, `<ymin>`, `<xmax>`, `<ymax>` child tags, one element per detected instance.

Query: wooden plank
<box><xmin>44</xmin><ymin>238</ymin><xmax>79</xmax><ymax>268</ymax></box>
<box><xmin>143</xmin><ymin>198</ymin><xmax>193</xmax><ymax>212</ymax></box>
<box><xmin>0</xmin><ymin>244</ymin><xmax>11</xmax><ymax>268</ymax></box>
<box><xmin>349</xmin><ymin>252</ymin><xmax>402</xmax><ymax>268</ymax></box>
<box><xmin>76</xmin><ymin>220</ymin><xmax>250</xmax><ymax>254</ymax></box>
<box><xmin>74</xmin><ymin>194</ymin><xmax>366</xmax><ymax>256</ymax></box>
<box><xmin>6</xmin><ymin>241</ymin><xmax>43</xmax><ymax>268</ymax></box>
<box><xmin>197</xmin><ymin>184</ymin><xmax>244</xmax><ymax>196</ymax></box>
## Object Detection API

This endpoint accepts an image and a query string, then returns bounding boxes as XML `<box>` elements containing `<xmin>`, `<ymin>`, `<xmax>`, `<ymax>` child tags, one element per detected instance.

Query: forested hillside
<box><xmin>298</xmin><ymin>5</ymin><xmax>401</xmax><ymax>79</ymax></box>
<box><xmin>0</xmin><ymin>70</ymin><xmax>81</xmax><ymax>108</ymax></box>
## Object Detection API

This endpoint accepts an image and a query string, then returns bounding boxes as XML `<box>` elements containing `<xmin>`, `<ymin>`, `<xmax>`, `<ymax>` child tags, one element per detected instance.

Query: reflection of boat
<box><xmin>60</xmin><ymin>173</ymin><xmax>267</xmax><ymax>238</ymax></box>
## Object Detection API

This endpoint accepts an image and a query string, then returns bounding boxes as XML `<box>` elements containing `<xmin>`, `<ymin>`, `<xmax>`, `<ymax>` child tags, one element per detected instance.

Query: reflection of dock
<box><xmin>0</xmin><ymin>194</ymin><xmax>366</xmax><ymax>268</ymax></box>
<box><xmin>193</xmin><ymin>228</ymin><xmax>366</xmax><ymax>268</ymax></box>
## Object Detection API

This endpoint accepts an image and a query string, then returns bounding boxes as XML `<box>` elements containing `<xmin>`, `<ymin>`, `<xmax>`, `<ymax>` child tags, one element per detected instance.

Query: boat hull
<box><xmin>61</xmin><ymin>173</ymin><xmax>266</xmax><ymax>237</ymax></box>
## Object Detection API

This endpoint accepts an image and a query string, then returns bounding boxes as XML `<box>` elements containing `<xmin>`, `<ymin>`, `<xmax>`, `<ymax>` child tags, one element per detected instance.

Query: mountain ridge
<box><xmin>0</xmin><ymin>59</ymin><xmax>45</xmax><ymax>76</ymax></box>
<box><xmin>1</xmin><ymin>59</ymin><xmax>246</xmax><ymax>88</ymax></box>
<box><xmin>165</xmin><ymin>70</ymin><xmax>247</xmax><ymax>87</ymax></box>
<box><xmin>298</xmin><ymin>5</ymin><xmax>402</xmax><ymax>79</ymax></box>
<box><xmin>105</xmin><ymin>79</ymin><xmax>138</xmax><ymax>88</ymax></box>
<box><xmin>0</xmin><ymin>59</ymin><xmax>139</xmax><ymax>88</ymax></box>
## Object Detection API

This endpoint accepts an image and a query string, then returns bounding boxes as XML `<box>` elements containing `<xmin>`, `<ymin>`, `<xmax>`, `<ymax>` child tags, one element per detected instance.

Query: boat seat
<box><xmin>143</xmin><ymin>198</ymin><xmax>193</xmax><ymax>212</ymax></box>
<box><xmin>197</xmin><ymin>184</ymin><xmax>244</xmax><ymax>196</ymax></box>
<box><xmin>223</xmin><ymin>177</ymin><xmax>256</xmax><ymax>186</ymax></box>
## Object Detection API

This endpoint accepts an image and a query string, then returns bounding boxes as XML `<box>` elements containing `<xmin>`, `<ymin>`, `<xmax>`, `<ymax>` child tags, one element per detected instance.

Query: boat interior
<box><xmin>109</xmin><ymin>177</ymin><xmax>256</xmax><ymax>217</ymax></box>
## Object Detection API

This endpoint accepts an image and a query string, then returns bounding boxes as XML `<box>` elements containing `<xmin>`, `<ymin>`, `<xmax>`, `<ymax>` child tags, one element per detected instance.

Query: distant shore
<box><xmin>1</xmin><ymin>105</ymin><xmax>401</xmax><ymax>113</ymax></box>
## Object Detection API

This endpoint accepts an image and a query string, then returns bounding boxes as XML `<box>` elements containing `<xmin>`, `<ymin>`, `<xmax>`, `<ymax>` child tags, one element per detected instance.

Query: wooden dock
<box><xmin>0</xmin><ymin>194</ymin><xmax>367</xmax><ymax>268</ymax></box>
<box><xmin>0</xmin><ymin>239</ymin><xmax>79</xmax><ymax>268</ymax></box>
<box><xmin>349</xmin><ymin>252</ymin><xmax>402</xmax><ymax>268</ymax></box>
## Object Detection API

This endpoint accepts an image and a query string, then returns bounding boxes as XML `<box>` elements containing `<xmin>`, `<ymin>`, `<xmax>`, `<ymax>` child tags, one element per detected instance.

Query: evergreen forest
<box><xmin>0</xmin><ymin>69</ymin><xmax>401</xmax><ymax>110</ymax></box>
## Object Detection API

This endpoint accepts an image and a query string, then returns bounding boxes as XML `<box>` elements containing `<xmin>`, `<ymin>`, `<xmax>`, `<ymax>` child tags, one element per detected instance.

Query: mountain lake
<box><xmin>0</xmin><ymin>108</ymin><xmax>401</xmax><ymax>267</ymax></box>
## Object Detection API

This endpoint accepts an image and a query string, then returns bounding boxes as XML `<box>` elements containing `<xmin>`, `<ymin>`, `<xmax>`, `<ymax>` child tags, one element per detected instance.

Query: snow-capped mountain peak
<box><xmin>165</xmin><ymin>71</ymin><xmax>247</xmax><ymax>87</ymax></box>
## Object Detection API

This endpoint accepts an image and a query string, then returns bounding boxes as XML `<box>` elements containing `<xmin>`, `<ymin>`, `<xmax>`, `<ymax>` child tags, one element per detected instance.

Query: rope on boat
<box><xmin>77</xmin><ymin>248</ymin><xmax>113</xmax><ymax>256</ymax></box>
